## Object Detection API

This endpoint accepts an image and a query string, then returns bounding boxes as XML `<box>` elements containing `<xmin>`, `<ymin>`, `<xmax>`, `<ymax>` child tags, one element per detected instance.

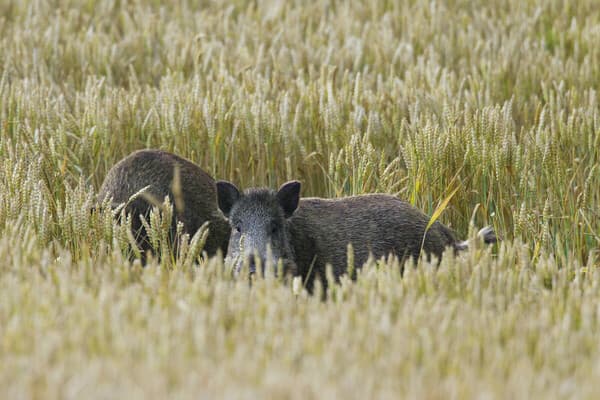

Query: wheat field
<box><xmin>1</xmin><ymin>0</ymin><xmax>599</xmax><ymax>398</ymax></box>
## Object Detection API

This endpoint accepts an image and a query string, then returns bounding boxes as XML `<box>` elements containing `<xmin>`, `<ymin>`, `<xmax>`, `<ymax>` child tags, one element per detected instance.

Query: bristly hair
<box><xmin>225</xmin><ymin>187</ymin><xmax>292</xmax><ymax>233</ymax></box>
<box><xmin>243</xmin><ymin>187</ymin><xmax>278</xmax><ymax>199</ymax></box>
<box><xmin>233</xmin><ymin>188</ymin><xmax>284</xmax><ymax>216</ymax></box>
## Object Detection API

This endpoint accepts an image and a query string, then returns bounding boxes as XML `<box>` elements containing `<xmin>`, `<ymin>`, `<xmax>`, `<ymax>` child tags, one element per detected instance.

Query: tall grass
<box><xmin>0</xmin><ymin>0</ymin><xmax>599</xmax><ymax>398</ymax></box>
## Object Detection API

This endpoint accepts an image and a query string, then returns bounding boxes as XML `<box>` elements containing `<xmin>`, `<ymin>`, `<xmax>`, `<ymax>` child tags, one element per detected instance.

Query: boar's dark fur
<box><xmin>217</xmin><ymin>180</ymin><xmax>496</xmax><ymax>292</ymax></box>
<box><xmin>97</xmin><ymin>149</ymin><xmax>230</xmax><ymax>261</ymax></box>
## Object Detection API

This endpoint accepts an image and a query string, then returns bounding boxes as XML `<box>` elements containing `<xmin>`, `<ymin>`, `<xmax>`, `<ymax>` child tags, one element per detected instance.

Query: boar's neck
<box><xmin>206</xmin><ymin>213</ymin><xmax>232</xmax><ymax>256</ymax></box>
<box><xmin>287</xmin><ymin>199</ymin><xmax>326</xmax><ymax>290</ymax></box>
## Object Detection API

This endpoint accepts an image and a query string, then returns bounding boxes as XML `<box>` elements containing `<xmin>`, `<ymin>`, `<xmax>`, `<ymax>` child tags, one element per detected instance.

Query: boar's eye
<box><xmin>270</xmin><ymin>222</ymin><xmax>279</xmax><ymax>235</ymax></box>
<box><xmin>235</xmin><ymin>225</ymin><xmax>242</xmax><ymax>234</ymax></box>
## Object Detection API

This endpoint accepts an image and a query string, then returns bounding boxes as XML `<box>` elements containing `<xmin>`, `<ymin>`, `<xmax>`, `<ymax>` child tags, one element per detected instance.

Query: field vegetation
<box><xmin>0</xmin><ymin>0</ymin><xmax>599</xmax><ymax>398</ymax></box>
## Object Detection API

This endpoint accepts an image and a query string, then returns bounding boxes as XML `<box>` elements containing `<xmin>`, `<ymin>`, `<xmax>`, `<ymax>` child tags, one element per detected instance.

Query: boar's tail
<box><xmin>478</xmin><ymin>226</ymin><xmax>498</xmax><ymax>244</ymax></box>
<box><xmin>454</xmin><ymin>226</ymin><xmax>498</xmax><ymax>252</ymax></box>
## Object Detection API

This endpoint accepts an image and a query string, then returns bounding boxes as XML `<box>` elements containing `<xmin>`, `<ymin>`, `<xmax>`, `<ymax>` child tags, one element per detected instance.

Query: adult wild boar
<box><xmin>97</xmin><ymin>149</ymin><xmax>230</xmax><ymax>260</ymax></box>
<box><xmin>216</xmin><ymin>180</ymin><xmax>496</xmax><ymax>290</ymax></box>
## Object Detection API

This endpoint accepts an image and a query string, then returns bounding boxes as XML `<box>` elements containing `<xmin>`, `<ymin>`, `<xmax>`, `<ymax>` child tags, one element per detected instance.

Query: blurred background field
<box><xmin>0</xmin><ymin>0</ymin><xmax>599</xmax><ymax>398</ymax></box>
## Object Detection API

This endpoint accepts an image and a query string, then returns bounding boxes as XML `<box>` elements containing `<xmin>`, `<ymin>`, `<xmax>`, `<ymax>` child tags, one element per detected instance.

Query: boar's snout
<box><xmin>228</xmin><ymin>248</ymin><xmax>278</xmax><ymax>277</ymax></box>
<box><xmin>247</xmin><ymin>256</ymin><xmax>257</xmax><ymax>275</ymax></box>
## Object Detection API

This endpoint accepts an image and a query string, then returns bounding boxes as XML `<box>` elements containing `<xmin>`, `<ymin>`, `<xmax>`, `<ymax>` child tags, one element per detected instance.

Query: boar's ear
<box><xmin>216</xmin><ymin>181</ymin><xmax>241</xmax><ymax>218</ymax></box>
<box><xmin>277</xmin><ymin>181</ymin><xmax>301</xmax><ymax>218</ymax></box>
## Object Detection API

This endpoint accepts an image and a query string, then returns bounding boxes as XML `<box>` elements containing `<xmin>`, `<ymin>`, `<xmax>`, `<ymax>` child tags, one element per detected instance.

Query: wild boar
<box><xmin>98</xmin><ymin>149</ymin><xmax>230</xmax><ymax>261</ymax></box>
<box><xmin>216</xmin><ymin>180</ymin><xmax>496</xmax><ymax>290</ymax></box>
